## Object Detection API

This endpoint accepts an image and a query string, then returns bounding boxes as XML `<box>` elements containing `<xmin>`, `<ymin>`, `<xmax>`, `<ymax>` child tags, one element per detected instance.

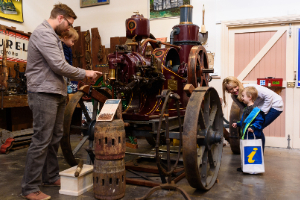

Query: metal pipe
<box><xmin>170</xmin><ymin>27</ymin><xmax>180</xmax><ymax>45</ymax></box>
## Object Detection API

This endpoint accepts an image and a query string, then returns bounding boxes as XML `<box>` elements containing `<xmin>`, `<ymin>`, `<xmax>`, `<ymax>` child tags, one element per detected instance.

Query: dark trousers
<box><xmin>21</xmin><ymin>93</ymin><xmax>66</xmax><ymax>196</ymax></box>
<box><xmin>261</xmin><ymin>108</ymin><xmax>283</xmax><ymax>152</ymax></box>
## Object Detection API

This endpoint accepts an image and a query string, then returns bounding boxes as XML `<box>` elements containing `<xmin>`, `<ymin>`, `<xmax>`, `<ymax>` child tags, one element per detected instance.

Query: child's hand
<box><xmin>232</xmin><ymin>123</ymin><xmax>237</xmax><ymax>128</ymax></box>
<box><xmin>248</xmin><ymin>128</ymin><xmax>253</xmax><ymax>132</ymax></box>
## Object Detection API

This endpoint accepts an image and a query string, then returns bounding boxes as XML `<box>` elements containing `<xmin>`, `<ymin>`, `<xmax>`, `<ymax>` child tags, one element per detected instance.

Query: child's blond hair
<box><xmin>242</xmin><ymin>86</ymin><xmax>258</xmax><ymax>102</ymax></box>
<box><xmin>222</xmin><ymin>76</ymin><xmax>244</xmax><ymax>105</ymax></box>
<box><xmin>61</xmin><ymin>27</ymin><xmax>79</xmax><ymax>40</ymax></box>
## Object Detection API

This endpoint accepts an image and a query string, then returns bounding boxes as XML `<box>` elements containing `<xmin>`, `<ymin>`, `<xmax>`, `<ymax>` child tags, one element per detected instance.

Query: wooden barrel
<box><xmin>93</xmin><ymin>159</ymin><xmax>126</xmax><ymax>200</ymax></box>
<box><xmin>94</xmin><ymin>119</ymin><xmax>126</xmax><ymax>160</ymax></box>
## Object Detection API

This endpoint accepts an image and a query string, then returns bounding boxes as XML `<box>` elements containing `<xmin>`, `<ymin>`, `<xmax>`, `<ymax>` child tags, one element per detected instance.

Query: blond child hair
<box><xmin>222</xmin><ymin>76</ymin><xmax>244</xmax><ymax>105</ymax></box>
<box><xmin>61</xmin><ymin>27</ymin><xmax>79</xmax><ymax>41</ymax></box>
<box><xmin>242</xmin><ymin>86</ymin><xmax>258</xmax><ymax>102</ymax></box>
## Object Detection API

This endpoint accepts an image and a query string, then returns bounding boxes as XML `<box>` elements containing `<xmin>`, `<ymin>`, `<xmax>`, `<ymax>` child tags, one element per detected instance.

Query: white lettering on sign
<box><xmin>0</xmin><ymin>30</ymin><xmax>29</xmax><ymax>63</ymax></box>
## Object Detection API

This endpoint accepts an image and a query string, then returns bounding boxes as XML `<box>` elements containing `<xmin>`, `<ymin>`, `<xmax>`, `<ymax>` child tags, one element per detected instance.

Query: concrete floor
<box><xmin>1</xmin><ymin>137</ymin><xmax>300</xmax><ymax>200</ymax></box>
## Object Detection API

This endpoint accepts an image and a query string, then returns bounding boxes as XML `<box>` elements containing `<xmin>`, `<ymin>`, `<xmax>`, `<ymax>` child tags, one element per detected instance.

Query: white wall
<box><xmin>0</xmin><ymin>0</ymin><xmax>53</xmax><ymax>33</ymax></box>
<box><xmin>2</xmin><ymin>0</ymin><xmax>300</xmax><ymax>96</ymax></box>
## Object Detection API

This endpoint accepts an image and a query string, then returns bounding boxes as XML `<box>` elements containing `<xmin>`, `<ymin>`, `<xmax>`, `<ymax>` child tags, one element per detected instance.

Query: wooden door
<box><xmin>229</xmin><ymin>26</ymin><xmax>289</xmax><ymax>148</ymax></box>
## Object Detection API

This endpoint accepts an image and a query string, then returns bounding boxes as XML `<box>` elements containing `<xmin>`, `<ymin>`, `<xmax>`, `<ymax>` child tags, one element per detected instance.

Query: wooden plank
<box><xmin>101</xmin><ymin>46</ymin><xmax>107</xmax><ymax>65</ymax></box>
<box><xmin>125</xmin><ymin>178</ymin><xmax>160</xmax><ymax>187</ymax></box>
<box><xmin>105</xmin><ymin>47</ymin><xmax>110</xmax><ymax>62</ymax></box>
<box><xmin>110</xmin><ymin>37</ymin><xmax>120</xmax><ymax>53</ymax></box>
<box><xmin>0</xmin><ymin>95</ymin><xmax>28</xmax><ymax>108</ymax></box>
<box><xmin>119</xmin><ymin>37</ymin><xmax>127</xmax><ymax>45</ymax></box>
<box><xmin>248</xmin><ymin>33</ymin><xmax>255</xmax><ymax>80</ymax></box>
<box><xmin>91</xmin><ymin>27</ymin><xmax>102</xmax><ymax>70</ymax></box>
<box><xmin>80</xmin><ymin>31</ymin><xmax>87</xmax><ymax>69</ymax></box>
<box><xmin>238</xmin><ymin>29</ymin><xmax>286</xmax><ymax>81</ymax></box>
<box><xmin>72</xmin><ymin>26</ymin><xmax>82</xmax><ymax>68</ymax></box>
<box><xmin>80</xmin><ymin>30</ymin><xmax>88</xmax><ymax>83</ymax></box>
<box><xmin>254</xmin><ymin>32</ymin><xmax>260</xmax><ymax>79</ymax></box>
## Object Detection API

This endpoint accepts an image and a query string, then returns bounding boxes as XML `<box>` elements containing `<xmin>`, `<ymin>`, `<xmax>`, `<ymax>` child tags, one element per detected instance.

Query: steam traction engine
<box><xmin>62</xmin><ymin>5</ymin><xmax>224</xmax><ymax>191</ymax></box>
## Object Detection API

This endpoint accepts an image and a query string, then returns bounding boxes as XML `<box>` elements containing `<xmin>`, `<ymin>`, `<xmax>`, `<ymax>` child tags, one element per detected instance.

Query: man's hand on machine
<box><xmin>85</xmin><ymin>70</ymin><xmax>102</xmax><ymax>82</ymax></box>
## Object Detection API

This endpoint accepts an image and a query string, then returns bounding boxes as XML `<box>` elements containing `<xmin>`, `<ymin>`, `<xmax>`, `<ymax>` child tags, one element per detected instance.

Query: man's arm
<box><xmin>37</xmin><ymin>32</ymin><xmax>101</xmax><ymax>81</ymax></box>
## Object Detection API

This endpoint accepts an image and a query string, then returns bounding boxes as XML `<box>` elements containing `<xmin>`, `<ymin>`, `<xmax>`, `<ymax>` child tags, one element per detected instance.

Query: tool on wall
<box><xmin>14</xmin><ymin>63</ymin><xmax>27</xmax><ymax>94</ymax></box>
<box><xmin>84</xmin><ymin>30</ymin><xmax>92</xmax><ymax>70</ymax></box>
<box><xmin>7</xmin><ymin>67</ymin><xmax>17</xmax><ymax>95</ymax></box>
<box><xmin>199</xmin><ymin>4</ymin><xmax>208</xmax><ymax>45</ymax></box>
<box><xmin>0</xmin><ymin>39</ymin><xmax>7</xmax><ymax>109</ymax></box>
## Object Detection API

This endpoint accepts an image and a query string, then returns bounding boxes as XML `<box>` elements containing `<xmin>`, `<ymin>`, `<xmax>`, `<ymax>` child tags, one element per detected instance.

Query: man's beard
<box><xmin>55</xmin><ymin>23</ymin><xmax>66</xmax><ymax>36</ymax></box>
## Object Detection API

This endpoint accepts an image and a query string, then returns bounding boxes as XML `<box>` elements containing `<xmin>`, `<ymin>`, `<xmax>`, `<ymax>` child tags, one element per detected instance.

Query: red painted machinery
<box><xmin>62</xmin><ymin>5</ymin><xmax>224</xmax><ymax>192</ymax></box>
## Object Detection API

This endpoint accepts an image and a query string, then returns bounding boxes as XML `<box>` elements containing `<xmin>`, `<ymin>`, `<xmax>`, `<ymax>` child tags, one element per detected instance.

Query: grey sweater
<box><xmin>232</xmin><ymin>84</ymin><xmax>284</xmax><ymax>114</ymax></box>
<box><xmin>26</xmin><ymin>20</ymin><xmax>85</xmax><ymax>96</ymax></box>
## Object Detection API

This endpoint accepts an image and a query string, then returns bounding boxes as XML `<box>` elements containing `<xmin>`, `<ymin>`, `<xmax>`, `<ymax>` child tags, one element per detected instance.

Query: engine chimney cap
<box><xmin>180</xmin><ymin>5</ymin><xmax>193</xmax><ymax>8</ymax></box>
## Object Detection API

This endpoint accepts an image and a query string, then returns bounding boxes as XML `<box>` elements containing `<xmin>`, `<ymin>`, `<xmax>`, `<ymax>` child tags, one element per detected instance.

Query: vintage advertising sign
<box><xmin>0</xmin><ymin>29</ymin><xmax>28</xmax><ymax>63</ymax></box>
<box><xmin>0</xmin><ymin>0</ymin><xmax>23</xmax><ymax>23</ymax></box>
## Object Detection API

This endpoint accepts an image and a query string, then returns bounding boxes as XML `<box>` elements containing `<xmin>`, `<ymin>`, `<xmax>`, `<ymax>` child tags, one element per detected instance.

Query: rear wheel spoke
<box><xmin>79</xmin><ymin>99</ymin><xmax>92</xmax><ymax>123</ymax></box>
<box><xmin>92</xmin><ymin>100</ymin><xmax>99</xmax><ymax>120</ymax></box>
<box><xmin>200</xmin><ymin>150</ymin><xmax>208</xmax><ymax>186</ymax></box>
<box><xmin>198</xmin><ymin>109</ymin><xmax>207</xmax><ymax>130</ymax></box>
<box><xmin>208</xmin><ymin>104</ymin><xmax>218</xmax><ymax>127</ymax></box>
<box><xmin>203</xmin><ymin>92</ymin><xmax>210</xmax><ymax>127</ymax></box>
<box><xmin>72</xmin><ymin>135</ymin><xmax>89</xmax><ymax>155</ymax></box>
<box><xmin>207</xmin><ymin>148</ymin><xmax>215</xmax><ymax>169</ymax></box>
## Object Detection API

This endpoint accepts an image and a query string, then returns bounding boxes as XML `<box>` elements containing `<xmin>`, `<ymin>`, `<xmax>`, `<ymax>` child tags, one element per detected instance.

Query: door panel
<box><xmin>233</xmin><ymin>29</ymin><xmax>286</xmax><ymax>142</ymax></box>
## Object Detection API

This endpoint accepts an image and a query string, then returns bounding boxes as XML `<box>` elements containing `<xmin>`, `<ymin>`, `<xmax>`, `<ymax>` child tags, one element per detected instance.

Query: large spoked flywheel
<box><xmin>187</xmin><ymin>45</ymin><xmax>210</xmax><ymax>88</ymax></box>
<box><xmin>183</xmin><ymin>87</ymin><xmax>223</xmax><ymax>190</ymax></box>
<box><xmin>61</xmin><ymin>88</ymin><xmax>111</xmax><ymax>166</ymax></box>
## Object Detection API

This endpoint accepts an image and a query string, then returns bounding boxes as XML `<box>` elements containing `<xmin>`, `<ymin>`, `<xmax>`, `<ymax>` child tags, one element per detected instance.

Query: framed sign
<box><xmin>0</xmin><ymin>29</ymin><xmax>28</xmax><ymax>63</ymax></box>
<box><xmin>80</xmin><ymin>0</ymin><xmax>109</xmax><ymax>8</ymax></box>
<box><xmin>0</xmin><ymin>0</ymin><xmax>23</xmax><ymax>23</ymax></box>
<box><xmin>150</xmin><ymin>0</ymin><xmax>190</xmax><ymax>19</ymax></box>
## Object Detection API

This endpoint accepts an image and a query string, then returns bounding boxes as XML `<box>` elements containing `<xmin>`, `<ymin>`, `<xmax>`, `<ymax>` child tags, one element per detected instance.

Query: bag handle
<box><xmin>246</xmin><ymin>130</ymin><xmax>256</xmax><ymax>140</ymax></box>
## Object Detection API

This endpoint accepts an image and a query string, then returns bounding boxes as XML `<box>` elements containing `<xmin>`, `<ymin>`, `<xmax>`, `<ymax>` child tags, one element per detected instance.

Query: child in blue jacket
<box><xmin>232</xmin><ymin>86</ymin><xmax>264</xmax><ymax>171</ymax></box>
<box><xmin>61</xmin><ymin>28</ymin><xmax>79</xmax><ymax>93</ymax></box>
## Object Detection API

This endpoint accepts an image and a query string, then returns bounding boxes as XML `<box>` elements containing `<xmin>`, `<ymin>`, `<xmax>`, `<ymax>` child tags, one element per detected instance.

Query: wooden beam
<box><xmin>110</xmin><ymin>37</ymin><xmax>120</xmax><ymax>53</ymax></box>
<box><xmin>91</xmin><ymin>28</ymin><xmax>101</xmax><ymax>70</ymax></box>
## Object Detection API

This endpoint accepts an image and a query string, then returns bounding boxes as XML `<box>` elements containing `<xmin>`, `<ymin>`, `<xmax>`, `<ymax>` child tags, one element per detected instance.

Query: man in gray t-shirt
<box><xmin>21</xmin><ymin>3</ymin><xmax>101</xmax><ymax>200</ymax></box>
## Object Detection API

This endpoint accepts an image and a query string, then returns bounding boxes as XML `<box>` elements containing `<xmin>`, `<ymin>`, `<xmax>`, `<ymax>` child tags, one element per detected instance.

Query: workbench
<box><xmin>0</xmin><ymin>94</ymin><xmax>31</xmax><ymax>132</ymax></box>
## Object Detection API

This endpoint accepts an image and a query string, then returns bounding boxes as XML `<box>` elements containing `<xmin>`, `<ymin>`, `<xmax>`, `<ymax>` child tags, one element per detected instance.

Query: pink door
<box><xmin>234</xmin><ymin>31</ymin><xmax>286</xmax><ymax>138</ymax></box>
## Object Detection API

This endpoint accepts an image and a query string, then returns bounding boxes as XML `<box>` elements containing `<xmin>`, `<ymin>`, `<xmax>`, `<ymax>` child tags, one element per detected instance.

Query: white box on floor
<box><xmin>59</xmin><ymin>164</ymin><xmax>93</xmax><ymax>196</ymax></box>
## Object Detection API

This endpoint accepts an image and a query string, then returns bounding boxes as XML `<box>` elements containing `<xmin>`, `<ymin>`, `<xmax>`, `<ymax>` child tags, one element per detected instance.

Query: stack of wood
<box><xmin>0</xmin><ymin>128</ymin><xmax>33</xmax><ymax>154</ymax></box>
<box><xmin>71</xmin><ymin>26</ymin><xmax>128</xmax><ymax>84</ymax></box>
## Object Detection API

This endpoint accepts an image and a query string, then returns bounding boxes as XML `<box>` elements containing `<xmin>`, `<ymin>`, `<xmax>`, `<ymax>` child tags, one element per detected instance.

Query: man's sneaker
<box><xmin>24</xmin><ymin>191</ymin><xmax>51</xmax><ymax>200</ymax></box>
<box><xmin>42</xmin><ymin>178</ymin><xmax>60</xmax><ymax>187</ymax></box>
